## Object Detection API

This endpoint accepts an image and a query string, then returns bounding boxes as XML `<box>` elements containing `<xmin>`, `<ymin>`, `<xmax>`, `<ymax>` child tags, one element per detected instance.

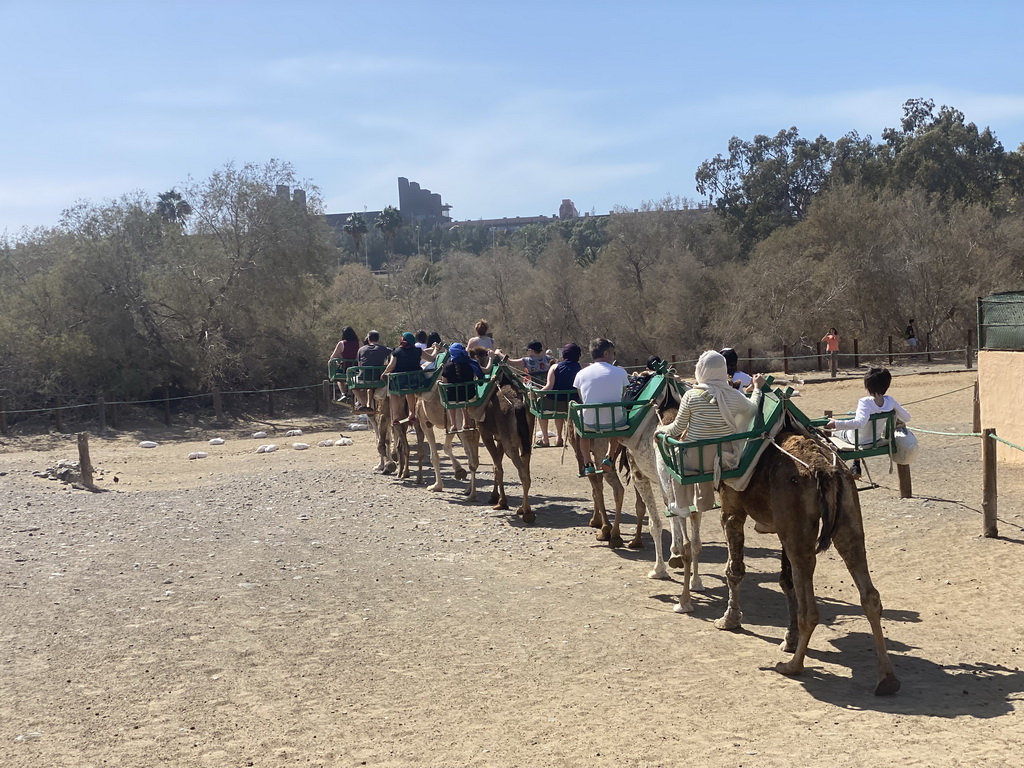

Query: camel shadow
<box><xmin>796</xmin><ymin>634</ymin><xmax>1024</xmax><ymax>716</ymax></box>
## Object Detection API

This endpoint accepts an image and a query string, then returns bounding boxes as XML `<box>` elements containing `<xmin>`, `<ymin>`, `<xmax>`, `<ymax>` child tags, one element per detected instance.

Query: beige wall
<box><xmin>978</xmin><ymin>350</ymin><xmax>1024</xmax><ymax>464</ymax></box>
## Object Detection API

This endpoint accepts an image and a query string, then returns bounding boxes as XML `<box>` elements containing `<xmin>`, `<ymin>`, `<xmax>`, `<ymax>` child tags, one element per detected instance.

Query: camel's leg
<box><xmin>590</xmin><ymin>475</ymin><xmax>609</xmax><ymax>535</ymax></box>
<box><xmin>670</xmin><ymin>515</ymin><xmax>694</xmax><ymax>613</ymax></box>
<box><xmin>460</xmin><ymin>428</ymin><xmax>479</xmax><ymax>501</ymax></box>
<box><xmin>427</xmin><ymin>429</ymin><xmax>445</xmax><ymax>491</ymax></box>
<box><xmin>638</xmin><ymin>476</ymin><xmax>670</xmax><ymax>580</ymax></box>
<box><xmin>482</xmin><ymin>434</ymin><xmax>508</xmax><ymax>509</ymax></box>
<box><xmin>414</xmin><ymin>422</ymin><xmax>426</xmax><ymax>485</ymax></box>
<box><xmin>508</xmin><ymin>445</ymin><xmax>533</xmax><ymax>523</ymax></box>
<box><xmin>628</xmin><ymin>487</ymin><xmax>645</xmax><ymax>549</ymax></box>
<box><xmin>445</xmin><ymin>431</ymin><xmax>467</xmax><ymax>482</ymax></box>
<box><xmin>605</xmin><ymin>470</ymin><xmax>625</xmax><ymax>549</ymax></box>
<box><xmin>774</xmin><ymin>535</ymin><xmax>819</xmax><ymax>678</ymax></box>
<box><xmin>779</xmin><ymin>548</ymin><xmax>799</xmax><ymax>653</ymax></box>
<box><xmin>714</xmin><ymin>503</ymin><xmax>747</xmax><ymax>631</ymax></box>
<box><xmin>831</xmin><ymin>496</ymin><xmax>901</xmax><ymax>695</ymax></box>
<box><xmin>688</xmin><ymin>509</ymin><xmax>704</xmax><ymax>592</ymax></box>
<box><xmin>666</xmin><ymin>482</ymin><xmax>692</xmax><ymax>570</ymax></box>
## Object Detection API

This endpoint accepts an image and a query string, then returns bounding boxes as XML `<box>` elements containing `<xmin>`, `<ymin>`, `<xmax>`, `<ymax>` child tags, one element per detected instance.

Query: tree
<box><xmin>343</xmin><ymin>213</ymin><xmax>368</xmax><ymax>264</ymax></box>
<box><xmin>880</xmin><ymin>98</ymin><xmax>1017</xmax><ymax>208</ymax></box>
<box><xmin>695</xmin><ymin>128</ymin><xmax>836</xmax><ymax>252</ymax></box>
<box><xmin>374</xmin><ymin>205</ymin><xmax>403</xmax><ymax>256</ymax></box>
<box><xmin>155</xmin><ymin>189</ymin><xmax>193</xmax><ymax>225</ymax></box>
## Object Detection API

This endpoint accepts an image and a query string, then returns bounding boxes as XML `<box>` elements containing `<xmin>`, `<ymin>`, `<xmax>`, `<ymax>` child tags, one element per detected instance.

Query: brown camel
<box><xmin>472</xmin><ymin>367</ymin><xmax>536</xmax><ymax>523</ymax></box>
<box><xmin>716</xmin><ymin>423</ymin><xmax>901</xmax><ymax>696</ymax></box>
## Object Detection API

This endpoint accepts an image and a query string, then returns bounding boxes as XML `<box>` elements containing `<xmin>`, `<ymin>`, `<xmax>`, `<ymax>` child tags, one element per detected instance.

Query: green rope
<box><xmin>989</xmin><ymin>433</ymin><xmax>1024</xmax><ymax>453</ymax></box>
<box><xmin>907</xmin><ymin>426</ymin><xmax>981</xmax><ymax>437</ymax></box>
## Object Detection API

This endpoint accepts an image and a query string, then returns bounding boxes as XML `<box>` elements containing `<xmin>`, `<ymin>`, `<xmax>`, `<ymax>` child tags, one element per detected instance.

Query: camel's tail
<box><xmin>815</xmin><ymin>469</ymin><xmax>843</xmax><ymax>553</ymax></box>
<box><xmin>514</xmin><ymin>397</ymin><xmax>533</xmax><ymax>456</ymax></box>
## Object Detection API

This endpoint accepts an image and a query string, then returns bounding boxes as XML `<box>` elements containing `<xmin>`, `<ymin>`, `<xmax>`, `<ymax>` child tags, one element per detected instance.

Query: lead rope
<box><xmin>769</xmin><ymin>436</ymin><xmax>812</xmax><ymax>469</ymax></box>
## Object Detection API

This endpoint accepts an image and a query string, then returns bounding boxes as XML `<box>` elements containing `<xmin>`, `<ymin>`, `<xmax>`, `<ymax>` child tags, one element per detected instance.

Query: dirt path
<box><xmin>2</xmin><ymin>370</ymin><xmax>1022</xmax><ymax>767</ymax></box>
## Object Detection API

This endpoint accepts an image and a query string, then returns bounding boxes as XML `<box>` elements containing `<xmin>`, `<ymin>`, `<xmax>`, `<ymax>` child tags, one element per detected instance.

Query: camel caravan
<box><xmin>330</xmin><ymin>326</ymin><xmax>902</xmax><ymax>696</ymax></box>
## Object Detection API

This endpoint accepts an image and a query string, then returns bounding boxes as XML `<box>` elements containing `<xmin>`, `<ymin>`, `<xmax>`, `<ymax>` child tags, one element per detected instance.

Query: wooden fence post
<box><xmin>926</xmin><ymin>331</ymin><xmax>932</xmax><ymax>363</ymax></box>
<box><xmin>853</xmin><ymin>338</ymin><xmax>859</xmax><ymax>368</ymax></box>
<box><xmin>982</xmin><ymin>428</ymin><xmax>998</xmax><ymax>538</ymax></box>
<box><xmin>0</xmin><ymin>396</ymin><xmax>7</xmax><ymax>435</ymax></box>
<box><xmin>887</xmin><ymin>336</ymin><xmax>893</xmax><ymax>365</ymax></box>
<box><xmin>966</xmin><ymin>329</ymin><xmax>974</xmax><ymax>370</ymax></box>
<box><xmin>783</xmin><ymin>344</ymin><xmax>789</xmax><ymax>375</ymax></box>
<box><xmin>77</xmin><ymin>432</ymin><xmax>95</xmax><ymax>490</ymax></box>
<box><xmin>212</xmin><ymin>386</ymin><xmax>224</xmax><ymax>423</ymax></box>
<box><xmin>973</xmin><ymin>380</ymin><xmax>981</xmax><ymax>434</ymax></box>
<box><xmin>163</xmin><ymin>385</ymin><xmax>172</xmax><ymax>426</ymax></box>
<box><xmin>816</xmin><ymin>342</ymin><xmax>822</xmax><ymax>372</ymax></box>
<box><xmin>897</xmin><ymin>464</ymin><xmax>913</xmax><ymax>499</ymax></box>
<box><xmin>97</xmin><ymin>393</ymin><xmax>106</xmax><ymax>432</ymax></box>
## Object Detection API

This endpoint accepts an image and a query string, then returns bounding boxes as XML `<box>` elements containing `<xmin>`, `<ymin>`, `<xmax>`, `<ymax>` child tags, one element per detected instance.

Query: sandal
<box><xmin>535</xmin><ymin>440</ymin><xmax>550</xmax><ymax>448</ymax></box>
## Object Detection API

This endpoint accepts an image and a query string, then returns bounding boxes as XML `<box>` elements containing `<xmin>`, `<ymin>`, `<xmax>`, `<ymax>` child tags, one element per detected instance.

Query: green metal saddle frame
<box><xmin>328</xmin><ymin>357</ymin><xmax>356</xmax><ymax>383</ymax></box>
<box><xmin>344</xmin><ymin>365</ymin><xmax>387</xmax><ymax>390</ymax></box>
<box><xmin>569</xmin><ymin>371</ymin><xmax>669</xmax><ymax>440</ymax></box>
<box><xmin>655</xmin><ymin>386</ymin><xmax>786</xmax><ymax>487</ymax></box>
<box><xmin>439</xmin><ymin>368</ymin><xmax>499</xmax><ymax>410</ymax></box>
<box><xmin>792</xmin><ymin>408</ymin><xmax>897</xmax><ymax>462</ymax></box>
<box><xmin>386</xmin><ymin>350</ymin><xmax>450</xmax><ymax>395</ymax></box>
<box><xmin>526</xmin><ymin>388</ymin><xmax>577</xmax><ymax>421</ymax></box>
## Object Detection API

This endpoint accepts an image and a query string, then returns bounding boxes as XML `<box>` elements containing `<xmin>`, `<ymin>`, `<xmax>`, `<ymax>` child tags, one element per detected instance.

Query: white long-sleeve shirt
<box><xmin>834</xmin><ymin>395</ymin><xmax>911</xmax><ymax>445</ymax></box>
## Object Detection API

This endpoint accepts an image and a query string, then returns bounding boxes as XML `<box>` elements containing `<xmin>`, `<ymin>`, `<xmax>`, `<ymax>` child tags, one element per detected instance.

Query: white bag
<box><xmin>892</xmin><ymin>429</ymin><xmax>919</xmax><ymax>465</ymax></box>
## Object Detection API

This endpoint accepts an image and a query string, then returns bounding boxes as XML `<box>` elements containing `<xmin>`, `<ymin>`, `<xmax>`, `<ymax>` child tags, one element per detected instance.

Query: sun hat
<box><xmin>525</xmin><ymin>340</ymin><xmax>543</xmax><ymax>353</ymax></box>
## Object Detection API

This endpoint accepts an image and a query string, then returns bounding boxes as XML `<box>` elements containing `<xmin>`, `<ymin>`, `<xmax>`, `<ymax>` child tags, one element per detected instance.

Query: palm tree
<box><xmin>156</xmin><ymin>190</ymin><xmax>192</xmax><ymax>225</ymax></box>
<box><xmin>343</xmin><ymin>213</ymin><xmax>369</xmax><ymax>266</ymax></box>
<box><xmin>374</xmin><ymin>205</ymin><xmax>403</xmax><ymax>256</ymax></box>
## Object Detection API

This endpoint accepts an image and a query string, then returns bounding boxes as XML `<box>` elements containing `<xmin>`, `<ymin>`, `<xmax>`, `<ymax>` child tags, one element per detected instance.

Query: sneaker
<box><xmin>850</xmin><ymin>459</ymin><xmax>862</xmax><ymax>479</ymax></box>
<box><xmin>600</xmin><ymin>457</ymin><xmax>615</xmax><ymax>472</ymax></box>
<box><xmin>581</xmin><ymin>463</ymin><xmax>597</xmax><ymax>477</ymax></box>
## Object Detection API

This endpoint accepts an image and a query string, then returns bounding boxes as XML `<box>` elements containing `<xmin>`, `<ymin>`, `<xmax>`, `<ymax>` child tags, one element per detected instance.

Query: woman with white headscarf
<box><xmin>656</xmin><ymin>350</ymin><xmax>766</xmax><ymax>513</ymax></box>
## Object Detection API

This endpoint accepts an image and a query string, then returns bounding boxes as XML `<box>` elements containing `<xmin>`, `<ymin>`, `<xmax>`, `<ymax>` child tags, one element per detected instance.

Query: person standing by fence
<box><xmin>905</xmin><ymin>319</ymin><xmax>919</xmax><ymax>357</ymax></box>
<box><xmin>822</xmin><ymin>327</ymin><xmax>840</xmax><ymax>371</ymax></box>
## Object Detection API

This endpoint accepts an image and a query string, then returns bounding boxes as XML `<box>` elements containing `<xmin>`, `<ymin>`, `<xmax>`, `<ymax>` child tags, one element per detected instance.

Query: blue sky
<box><xmin>2</xmin><ymin>0</ymin><xmax>1023</xmax><ymax>235</ymax></box>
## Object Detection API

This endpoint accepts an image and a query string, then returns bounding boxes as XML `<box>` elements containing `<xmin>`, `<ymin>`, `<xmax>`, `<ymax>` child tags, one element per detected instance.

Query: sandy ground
<box><xmin>2</xmin><ymin>367</ymin><xmax>1023</xmax><ymax>767</ymax></box>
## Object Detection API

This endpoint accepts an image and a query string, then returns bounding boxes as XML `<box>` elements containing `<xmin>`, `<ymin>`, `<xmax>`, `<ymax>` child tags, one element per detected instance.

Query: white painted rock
<box><xmin>347</xmin><ymin>423</ymin><xmax>369</xmax><ymax>431</ymax></box>
<box><xmin>187</xmin><ymin>451</ymin><xmax>208</xmax><ymax>460</ymax></box>
<box><xmin>252</xmin><ymin>431</ymin><xmax>268</xmax><ymax>439</ymax></box>
<box><xmin>286</xmin><ymin>429</ymin><xmax>303</xmax><ymax>437</ymax></box>
<box><xmin>256</xmin><ymin>444</ymin><xmax>279</xmax><ymax>454</ymax></box>
<box><xmin>208</xmin><ymin>438</ymin><xmax>225</xmax><ymax>445</ymax></box>
<box><xmin>335</xmin><ymin>437</ymin><xmax>354</xmax><ymax>446</ymax></box>
<box><xmin>318</xmin><ymin>440</ymin><xmax>335</xmax><ymax>447</ymax></box>
<box><xmin>292</xmin><ymin>442</ymin><xmax>310</xmax><ymax>450</ymax></box>
<box><xmin>139</xmin><ymin>441</ymin><xmax>158</xmax><ymax>449</ymax></box>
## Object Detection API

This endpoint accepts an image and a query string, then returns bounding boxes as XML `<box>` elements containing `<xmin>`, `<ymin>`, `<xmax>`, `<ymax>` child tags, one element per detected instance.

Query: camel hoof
<box><xmin>522</xmin><ymin>509</ymin><xmax>535</xmax><ymax>524</ymax></box>
<box><xmin>714</xmin><ymin>614</ymin><xmax>742</xmax><ymax>631</ymax></box>
<box><xmin>493</xmin><ymin>502</ymin><xmax>509</xmax><ymax>511</ymax></box>
<box><xmin>589</xmin><ymin>517</ymin><xmax>603</xmax><ymax>530</ymax></box>
<box><xmin>775</xmin><ymin>660</ymin><xmax>804</xmax><ymax>677</ymax></box>
<box><xmin>454</xmin><ymin>468</ymin><xmax>468</xmax><ymax>481</ymax></box>
<box><xmin>667</xmin><ymin>555</ymin><xmax>685</xmax><ymax>570</ymax></box>
<box><xmin>429</xmin><ymin>483</ymin><xmax>443</xmax><ymax>492</ymax></box>
<box><xmin>626</xmin><ymin>538</ymin><xmax>644</xmax><ymax>550</ymax></box>
<box><xmin>647</xmin><ymin>567</ymin><xmax>671</xmax><ymax>580</ymax></box>
<box><xmin>674</xmin><ymin>601</ymin><xmax>694</xmax><ymax>614</ymax></box>
<box><xmin>609</xmin><ymin>535</ymin><xmax>624</xmax><ymax>549</ymax></box>
<box><xmin>690</xmin><ymin>575</ymin><xmax>705</xmax><ymax>592</ymax></box>
<box><xmin>874</xmin><ymin>674</ymin><xmax>901</xmax><ymax>696</ymax></box>
<box><xmin>382</xmin><ymin>463</ymin><xmax>396</xmax><ymax>476</ymax></box>
<box><xmin>780</xmin><ymin>634</ymin><xmax>797</xmax><ymax>653</ymax></box>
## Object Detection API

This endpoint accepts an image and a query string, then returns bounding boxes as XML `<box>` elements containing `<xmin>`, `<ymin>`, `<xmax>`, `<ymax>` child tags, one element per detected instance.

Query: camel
<box><xmin>715</xmin><ymin>421</ymin><xmax>901</xmax><ymax>695</ymax></box>
<box><xmin>470</xmin><ymin>365</ymin><xmax>536</xmax><ymax>523</ymax></box>
<box><xmin>416</xmin><ymin>379</ymin><xmax>478</xmax><ymax>497</ymax></box>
